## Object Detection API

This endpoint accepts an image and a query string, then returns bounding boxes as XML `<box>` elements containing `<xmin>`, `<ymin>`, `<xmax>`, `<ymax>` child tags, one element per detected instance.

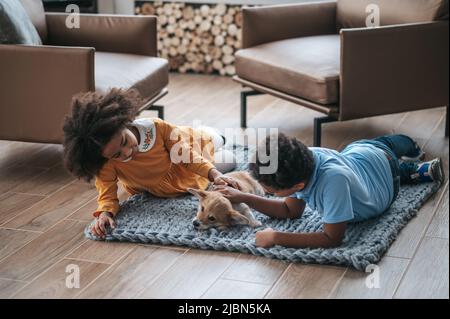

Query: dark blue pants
<box><xmin>352</xmin><ymin>134</ymin><xmax>422</xmax><ymax>203</ymax></box>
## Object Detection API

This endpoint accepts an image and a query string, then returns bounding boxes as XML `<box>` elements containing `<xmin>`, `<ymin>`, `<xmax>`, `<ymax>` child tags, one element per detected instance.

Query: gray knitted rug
<box><xmin>84</xmin><ymin>145</ymin><xmax>442</xmax><ymax>270</ymax></box>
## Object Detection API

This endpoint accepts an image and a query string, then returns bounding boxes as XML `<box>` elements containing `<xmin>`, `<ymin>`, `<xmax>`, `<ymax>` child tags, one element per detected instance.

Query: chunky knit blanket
<box><xmin>85</xmin><ymin>145</ymin><xmax>441</xmax><ymax>270</ymax></box>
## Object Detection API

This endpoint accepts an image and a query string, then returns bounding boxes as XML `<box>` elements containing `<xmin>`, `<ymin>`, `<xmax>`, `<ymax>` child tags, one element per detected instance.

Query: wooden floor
<box><xmin>0</xmin><ymin>73</ymin><xmax>448</xmax><ymax>299</ymax></box>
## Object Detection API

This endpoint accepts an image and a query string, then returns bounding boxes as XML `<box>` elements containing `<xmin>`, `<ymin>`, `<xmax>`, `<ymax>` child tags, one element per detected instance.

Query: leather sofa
<box><xmin>234</xmin><ymin>0</ymin><xmax>449</xmax><ymax>146</ymax></box>
<box><xmin>0</xmin><ymin>0</ymin><xmax>168</xmax><ymax>144</ymax></box>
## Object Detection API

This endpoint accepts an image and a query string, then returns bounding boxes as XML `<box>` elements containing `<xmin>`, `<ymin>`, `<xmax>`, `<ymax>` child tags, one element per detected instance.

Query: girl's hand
<box><xmin>255</xmin><ymin>228</ymin><xmax>276</xmax><ymax>248</ymax></box>
<box><xmin>90</xmin><ymin>211</ymin><xmax>116</xmax><ymax>239</ymax></box>
<box><xmin>208</xmin><ymin>168</ymin><xmax>241</xmax><ymax>189</ymax></box>
<box><xmin>213</xmin><ymin>174</ymin><xmax>241</xmax><ymax>190</ymax></box>
<box><xmin>214</xmin><ymin>185</ymin><xmax>247</xmax><ymax>203</ymax></box>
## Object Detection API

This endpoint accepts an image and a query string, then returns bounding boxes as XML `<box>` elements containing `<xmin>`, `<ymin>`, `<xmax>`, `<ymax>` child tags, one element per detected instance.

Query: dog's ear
<box><xmin>228</xmin><ymin>210</ymin><xmax>251</xmax><ymax>226</ymax></box>
<box><xmin>187</xmin><ymin>188</ymin><xmax>208</xmax><ymax>199</ymax></box>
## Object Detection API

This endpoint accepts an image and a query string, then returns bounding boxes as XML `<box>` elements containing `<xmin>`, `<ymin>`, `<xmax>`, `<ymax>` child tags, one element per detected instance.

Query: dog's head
<box><xmin>187</xmin><ymin>188</ymin><xmax>251</xmax><ymax>230</ymax></box>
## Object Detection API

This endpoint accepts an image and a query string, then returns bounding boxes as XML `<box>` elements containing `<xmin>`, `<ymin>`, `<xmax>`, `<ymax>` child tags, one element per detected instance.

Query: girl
<box><xmin>62</xmin><ymin>88</ymin><xmax>238</xmax><ymax>239</ymax></box>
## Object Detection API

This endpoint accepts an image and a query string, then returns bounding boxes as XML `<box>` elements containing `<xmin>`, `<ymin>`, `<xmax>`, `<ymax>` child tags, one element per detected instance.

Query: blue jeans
<box><xmin>350</xmin><ymin>134</ymin><xmax>422</xmax><ymax>204</ymax></box>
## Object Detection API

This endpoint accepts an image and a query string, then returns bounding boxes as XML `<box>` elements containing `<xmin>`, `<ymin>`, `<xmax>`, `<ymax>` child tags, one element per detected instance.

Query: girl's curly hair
<box><xmin>62</xmin><ymin>88</ymin><xmax>143</xmax><ymax>182</ymax></box>
<box><xmin>249</xmin><ymin>133</ymin><xmax>315</xmax><ymax>190</ymax></box>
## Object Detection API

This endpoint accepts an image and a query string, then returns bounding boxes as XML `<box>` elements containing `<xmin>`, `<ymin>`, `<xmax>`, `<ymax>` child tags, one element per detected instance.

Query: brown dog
<box><xmin>188</xmin><ymin>171</ymin><xmax>264</xmax><ymax>230</ymax></box>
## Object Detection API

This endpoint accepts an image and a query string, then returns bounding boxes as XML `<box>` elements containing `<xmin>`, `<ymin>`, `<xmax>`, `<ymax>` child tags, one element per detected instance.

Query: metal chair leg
<box><xmin>445</xmin><ymin>105</ymin><xmax>449</xmax><ymax>137</ymax></box>
<box><xmin>313</xmin><ymin>116</ymin><xmax>337</xmax><ymax>147</ymax></box>
<box><xmin>240</xmin><ymin>90</ymin><xmax>264</xmax><ymax>128</ymax></box>
<box><xmin>146</xmin><ymin>105</ymin><xmax>164</xmax><ymax>120</ymax></box>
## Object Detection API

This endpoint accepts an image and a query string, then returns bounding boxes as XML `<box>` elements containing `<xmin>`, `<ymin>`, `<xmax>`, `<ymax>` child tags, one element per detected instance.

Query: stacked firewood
<box><xmin>135</xmin><ymin>1</ymin><xmax>243</xmax><ymax>76</ymax></box>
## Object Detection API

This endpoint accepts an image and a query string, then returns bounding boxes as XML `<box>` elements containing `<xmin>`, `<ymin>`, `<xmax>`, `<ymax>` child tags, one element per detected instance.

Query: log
<box><xmin>212</xmin><ymin>60</ymin><xmax>223</xmax><ymax>70</ymax></box>
<box><xmin>215</xmin><ymin>3</ymin><xmax>227</xmax><ymax>16</ymax></box>
<box><xmin>222</xmin><ymin>54</ymin><xmax>234</xmax><ymax>65</ymax></box>
<box><xmin>158</xmin><ymin>14</ymin><xmax>167</xmax><ymax>25</ymax></box>
<box><xmin>171</xmin><ymin>37</ymin><xmax>180</xmax><ymax>47</ymax></box>
<box><xmin>194</xmin><ymin>14</ymin><xmax>203</xmax><ymax>25</ymax></box>
<box><xmin>208</xmin><ymin>46</ymin><xmax>221</xmax><ymax>59</ymax></box>
<box><xmin>200</xmin><ymin>4</ymin><xmax>210</xmax><ymax>17</ymax></box>
<box><xmin>199</xmin><ymin>20</ymin><xmax>211</xmax><ymax>32</ymax></box>
<box><xmin>211</xmin><ymin>24</ymin><xmax>221</xmax><ymax>36</ymax></box>
<box><xmin>183</xmin><ymin>6</ymin><xmax>194</xmax><ymax>19</ymax></box>
<box><xmin>225</xmin><ymin>65</ymin><xmax>235</xmax><ymax>75</ymax></box>
<box><xmin>235</xmin><ymin>11</ymin><xmax>243</xmax><ymax>28</ymax></box>
<box><xmin>223</xmin><ymin>14</ymin><xmax>233</xmax><ymax>24</ymax></box>
<box><xmin>222</xmin><ymin>45</ymin><xmax>233</xmax><ymax>56</ymax></box>
<box><xmin>227</xmin><ymin>24</ymin><xmax>238</xmax><ymax>36</ymax></box>
<box><xmin>213</xmin><ymin>15</ymin><xmax>222</xmax><ymax>25</ymax></box>
<box><xmin>169</xmin><ymin>46</ymin><xmax>178</xmax><ymax>56</ymax></box>
<box><xmin>168</xmin><ymin>15</ymin><xmax>176</xmax><ymax>25</ymax></box>
<box><xmin>214</xmin><ymin>35</ymin><xmax>224</xmax><ymax>46</ymax></box>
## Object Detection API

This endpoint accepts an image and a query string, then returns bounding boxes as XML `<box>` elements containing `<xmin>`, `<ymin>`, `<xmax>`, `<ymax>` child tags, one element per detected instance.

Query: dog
<box><xmin>187</xmin><ymin>171</ymin><xmax>265</xmax><ymax>230</ymax></box>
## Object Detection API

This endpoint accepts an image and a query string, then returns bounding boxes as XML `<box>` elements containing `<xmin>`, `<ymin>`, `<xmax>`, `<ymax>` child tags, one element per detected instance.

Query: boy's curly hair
<box><xmin>249</xmin><ymin>133</ymin><xmax>315</xmax><ymax>190</ymax></box>
<box><xmin>62</xmin><ymin>88</ymin><xmax>143</xmax><ymax>182</ymax></box>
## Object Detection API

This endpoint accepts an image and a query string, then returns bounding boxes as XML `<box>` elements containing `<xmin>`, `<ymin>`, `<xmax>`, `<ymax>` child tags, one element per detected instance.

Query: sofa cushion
<box><xmin>0</xmin><ymin>0</ymin><xmax>42</xmax><ymax>45</ymax></box>
<box><xmin>95</xmin><ymin>52</ymin><xmax>169</xmax><ymax>99</ymax></box>
<box><xmin>235</xmin><ymin>35</ymin><xmax>340</xmax><ymax>105</ymax></box>
<box><xmin>19</xmin><ymin>0</ymin><xmax>47</xmax><ymax>42</ymax></box>
<box><xmin>337</xmin><ymin>0</ymin><xmax>449</xmax><ymax>29</ymax></box>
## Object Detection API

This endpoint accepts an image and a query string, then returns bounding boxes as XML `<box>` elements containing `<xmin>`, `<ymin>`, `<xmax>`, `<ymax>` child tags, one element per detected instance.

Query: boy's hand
<box><xmin>255</xmin><ymin>228</ymin><xmax>276</xmax><ymax>248</ymax></box>
<box><xmin>214</xmin><ymin>185</ymin><xmax>247</xmax><ymax>203</ymax></box>
<box><xmin>90</xmin><ymin>211</ymin><xmax>116</xmax><ymax>239</ymax></box>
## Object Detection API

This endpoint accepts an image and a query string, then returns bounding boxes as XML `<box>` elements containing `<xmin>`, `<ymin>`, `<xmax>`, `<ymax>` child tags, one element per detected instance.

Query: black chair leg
<box><xmin>240</xmin><ymin>90</ymin><xmax>264</xmax><ymax>128</ymax></box>
<box><xmin>445</xmin><ymin>105</ymin><xmax>449</xmax><ymax>137</ymax></box>
<box><xmin>313</xmin><ymin>116</ymin><xmax>337</xmax><ymax>147</ymax></box>
<box><xmin>146</xmin><ymin>105</ymin><xmax>164</xmax><ymax>120</ymax></box>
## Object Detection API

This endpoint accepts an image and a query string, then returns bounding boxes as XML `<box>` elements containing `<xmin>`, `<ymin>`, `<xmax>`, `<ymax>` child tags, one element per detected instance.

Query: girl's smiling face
<box><xmin>102</xmin><ymin>127</ymin><xmax>139</xmax><ymax>162</ymax></box>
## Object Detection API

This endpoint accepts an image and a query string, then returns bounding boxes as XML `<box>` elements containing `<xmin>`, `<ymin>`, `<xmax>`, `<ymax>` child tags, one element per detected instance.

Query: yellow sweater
<box><xmin>93</xmin><ymin>118</ymin><xmax>216</xmax><ymax>217</ymax></box>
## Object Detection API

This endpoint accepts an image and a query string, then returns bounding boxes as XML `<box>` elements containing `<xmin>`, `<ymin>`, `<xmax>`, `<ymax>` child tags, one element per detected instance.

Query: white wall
<box><xmin>98</xmin><ymin>0</ymin><xmax>326</xmax><ymax>14</ymax></box>
<box><xmin>98</xmin><ymin>0</ymin><xmax>135</xmax><ymax>14</ymax></box>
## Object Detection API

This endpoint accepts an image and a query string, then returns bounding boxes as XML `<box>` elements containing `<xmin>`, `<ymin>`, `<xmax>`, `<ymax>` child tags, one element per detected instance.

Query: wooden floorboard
<box><xmin>329</xmin><ymin>256</ymin><xmax>409</xmax><ymax>299</ymax></box>
<box><xmin>3</xmin><ymin>182</ymin><xmax>97</xmax><ymax>232</ymax></box>
<box><xmin>76</xmin><ymin>246</ymin><xmax>186</xmax><ymax>299</ymax></box>
<box><xmin>394</xmin><ymin>237</ymin><xmax>449</xmax><ymax>299</ymax></box>
<box><xmin>0</xmin><ymin>220</ymin><xmax>87</xmax><ymax>281</ymax></box>
<box><xmin>0</xmin><ymin>192</ymin><xmax>45</xmax><ymax>225</ymax></box>
<box><xmin>426</xmin><ymin>187</ymin><xmax>449</xmax><ymax>239</ymax></box>
<box><xmin>137</xmin><ymin>250</ymin><xmax>237</xmax><ymax>299</ymax></box>
<box><xmin>265</xmin><ymin>264</ymin><xmax>346</xmax><ymax>299</ymax></box>
<box><xmin>11</xmin><ymin>259</ymin><xmax>110</xmax><ymax>299</ymax></box>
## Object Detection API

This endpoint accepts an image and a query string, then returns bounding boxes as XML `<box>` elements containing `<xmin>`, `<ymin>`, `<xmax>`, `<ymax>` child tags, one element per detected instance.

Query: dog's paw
<box><xmin>249</xmin><ymin>220</ymin><xmax>262</xmax><ymax>228</ymax></box>
<box><xmin>217</xmin><ymin>225</ymin><xmax>229</xmax><ymax>231</ymax></box>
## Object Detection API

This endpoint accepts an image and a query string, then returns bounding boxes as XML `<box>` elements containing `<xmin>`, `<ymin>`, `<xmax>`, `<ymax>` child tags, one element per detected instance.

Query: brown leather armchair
<box><xmin>234</xmin><ymin>0</ymin><xmax>449</xmax><ymax>146</ymax></box>
<box><xmin>0</xmin><ymin>0</ymin><xmax>169</xmax><ymax>144</ymax></box>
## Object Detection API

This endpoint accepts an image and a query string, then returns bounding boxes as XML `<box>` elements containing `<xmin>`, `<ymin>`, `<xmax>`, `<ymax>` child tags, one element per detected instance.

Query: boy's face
<box><xmin>261</xmin><ymin>183</ymin><xmax>305</xmax><ymax>197</ymax></box>
<box><xmin>102</xmin><ymin>128</ymin><xmax>139</xmax><ymax>162</ymax></box>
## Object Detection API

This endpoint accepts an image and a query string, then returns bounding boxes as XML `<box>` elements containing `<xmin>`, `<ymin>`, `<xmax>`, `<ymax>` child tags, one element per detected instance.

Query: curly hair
<box><xmin>62</xmin><ymin>88</ymin><xmax>144</xmax><ymax>182</ymax></box>
<box><xmin>249</xmin><ymin>133</ymin><xmax>315</xmax><ymax>190</ymax></box>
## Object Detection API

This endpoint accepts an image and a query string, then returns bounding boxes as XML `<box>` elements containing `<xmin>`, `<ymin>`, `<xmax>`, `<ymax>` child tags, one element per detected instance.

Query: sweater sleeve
<box><xmin>158</xmin><ymin>119</ymin><xmax>215</xmax><ymax>179</ymax></box>
<box><xmin>93</xmin><ymin>161</ymin><xmax>120</xmax><ymax>217</ymax></box>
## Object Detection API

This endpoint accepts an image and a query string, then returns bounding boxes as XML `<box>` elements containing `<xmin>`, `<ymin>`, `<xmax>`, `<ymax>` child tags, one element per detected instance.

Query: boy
<box><xmin>216</xmin><ymin>133</ymin><xmax>444</xmax><ymax>248</ymax></box>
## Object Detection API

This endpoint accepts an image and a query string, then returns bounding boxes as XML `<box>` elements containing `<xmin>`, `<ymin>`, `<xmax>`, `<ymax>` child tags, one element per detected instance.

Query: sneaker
<box><xmin>410</xmin><ymin>158</ymin><xmax>445</xmax><ymax>184</ymax></box>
